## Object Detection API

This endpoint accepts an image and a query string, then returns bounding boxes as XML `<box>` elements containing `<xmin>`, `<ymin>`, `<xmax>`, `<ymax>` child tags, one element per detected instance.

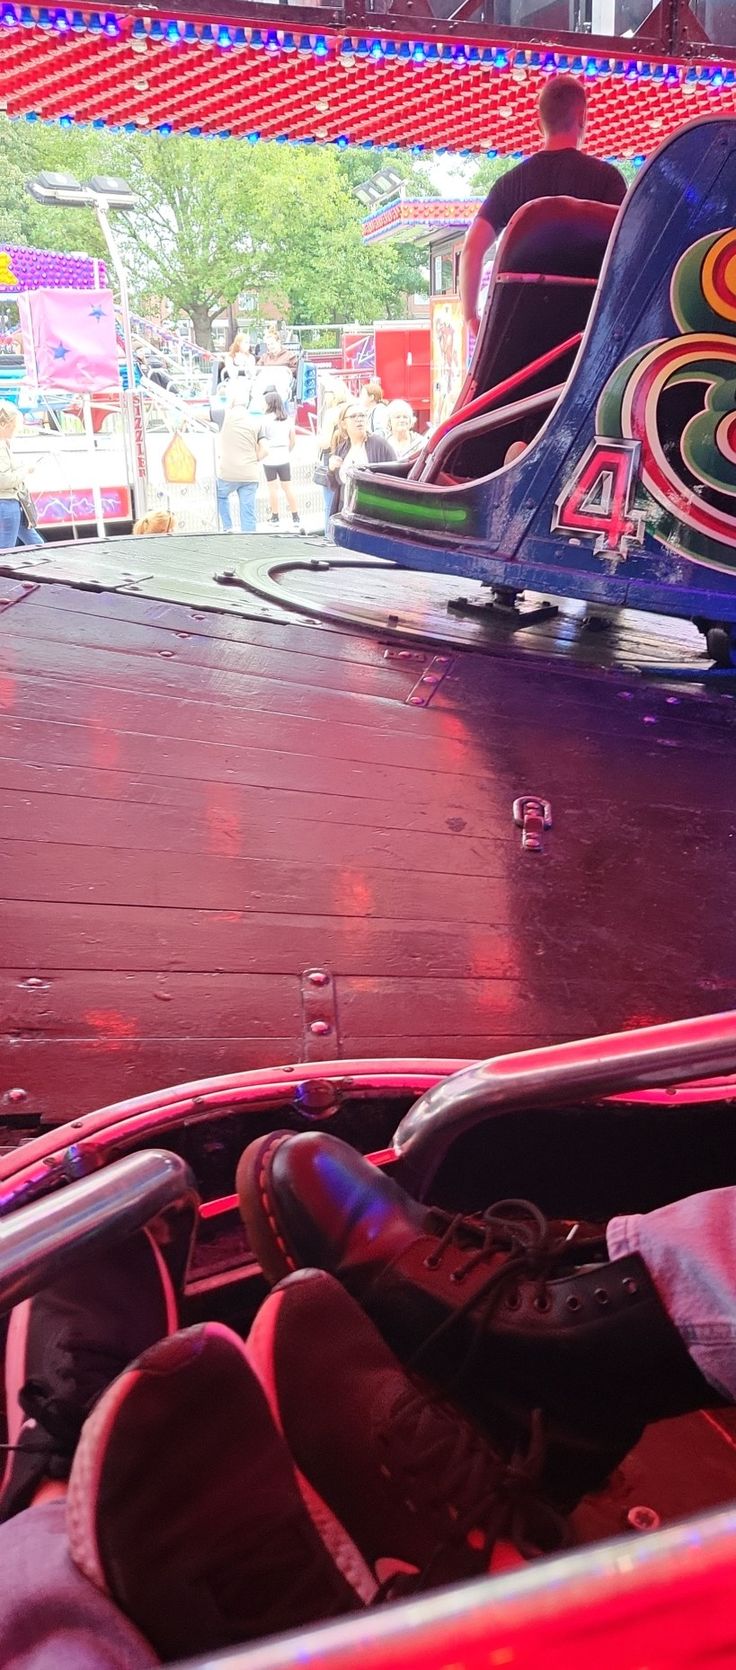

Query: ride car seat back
<box><xmin>448</xmin><ymin>195</ymin><xmax>618</xmax><ymax>479</ymax></box>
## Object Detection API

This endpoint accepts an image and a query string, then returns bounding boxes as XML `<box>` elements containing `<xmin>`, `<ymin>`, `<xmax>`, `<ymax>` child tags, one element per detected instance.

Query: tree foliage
<box><xmin>0</xmin><ymin>119</ymin><xmax>431</xmax><ymax>345</ymax></box>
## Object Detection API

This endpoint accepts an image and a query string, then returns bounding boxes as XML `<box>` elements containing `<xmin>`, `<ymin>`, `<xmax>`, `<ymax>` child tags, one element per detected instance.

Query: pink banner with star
<box><xmin>17</xmin><ymin>287</ymin><xmax>120</xmax><ymax>392</ymax></box>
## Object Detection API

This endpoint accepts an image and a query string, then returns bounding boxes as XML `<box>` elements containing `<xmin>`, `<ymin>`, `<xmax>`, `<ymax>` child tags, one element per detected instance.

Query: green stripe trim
<box><xmin>354</xmin><ymin>484</ymin><xmax>470</xmax><ymax>529</ymax></box>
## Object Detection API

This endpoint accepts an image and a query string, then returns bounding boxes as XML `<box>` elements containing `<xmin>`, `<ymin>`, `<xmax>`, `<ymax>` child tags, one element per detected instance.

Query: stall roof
<box><xmin>2</xmin><ymin>8</ymin><xmax>736</xmax><ymax>154</ymax></box>
<box><xmin>362</xmin><ymin>198</ymin><xmax>482</xmax><ymax>244</ymax></box>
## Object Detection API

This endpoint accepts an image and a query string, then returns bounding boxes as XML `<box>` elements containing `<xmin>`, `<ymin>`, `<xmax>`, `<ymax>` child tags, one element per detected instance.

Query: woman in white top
<box><xmin>385</xmin><ymin>400</ymin><xmax>422</xmax><ymax>461</ymax></box>
<box><xmin>262</xmin><ymin>389</ymin><xmax>302</xmax><ymax>531</ymax></box>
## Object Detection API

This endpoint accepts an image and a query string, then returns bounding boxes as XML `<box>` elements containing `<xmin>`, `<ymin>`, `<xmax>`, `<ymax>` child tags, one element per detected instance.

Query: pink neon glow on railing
<box><xmin>418</xmin><ymin>330</ymin><xmax>583</xmax><ymax>458</ymax></box>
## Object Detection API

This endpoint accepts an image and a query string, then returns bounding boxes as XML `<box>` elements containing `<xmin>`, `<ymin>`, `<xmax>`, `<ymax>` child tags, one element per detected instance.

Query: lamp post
<box><xmin>26</xmin><ymin>171</ymin><xmax>147</xmax><ymax>522</ymax></box>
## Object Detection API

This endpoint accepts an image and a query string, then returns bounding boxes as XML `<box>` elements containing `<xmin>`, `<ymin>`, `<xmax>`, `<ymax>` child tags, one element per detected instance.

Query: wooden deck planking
<box><xmin>2</xmin><ymin>553</ymin><xmax>736</xmax><ymax>1121</ymax></box>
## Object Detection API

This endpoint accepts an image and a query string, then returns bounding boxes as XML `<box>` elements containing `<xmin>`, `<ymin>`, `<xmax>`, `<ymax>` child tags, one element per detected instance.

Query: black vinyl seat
<box><xmin>443</xmin><ymin>195</ymin><xmax>618</xmax><ymax>480</ymax></box>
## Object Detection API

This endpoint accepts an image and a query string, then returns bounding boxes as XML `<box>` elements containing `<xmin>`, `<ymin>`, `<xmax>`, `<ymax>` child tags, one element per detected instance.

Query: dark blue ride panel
<box><xmin>335</xmin><ymin>117</ymin><xmax>736</xmax><ymax>627</ymax></box>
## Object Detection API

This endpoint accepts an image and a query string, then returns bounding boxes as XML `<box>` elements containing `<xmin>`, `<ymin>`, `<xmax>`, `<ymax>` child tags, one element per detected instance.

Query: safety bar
<box><xmin>408</xmin><ymin>331</ymin><xmax>582</xmax><ymax>479</ymax></box>
<box><xmin>392</xmin><ymin>1009</ymin><xmax>736</xmax><ymax>1199</ymax></box>
<box><xmin>0</xmin><ymin>1149</ymin><xmax>197</xmax><ymax>1315</ymax></box>
<box><xmin>415</xmin><ymin>384</ymin><xmax>562</xmax><ymax>485</ymax></box>
<box><xmin>176</xmin><ymin>1502</ymin><xmax>736</xmax><ymax>1670</ymax></box>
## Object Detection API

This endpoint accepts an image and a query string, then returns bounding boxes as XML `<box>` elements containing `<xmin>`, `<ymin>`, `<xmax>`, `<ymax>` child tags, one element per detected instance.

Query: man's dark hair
<box><xmin>538</xmin><ymin>74</ymin><xmax>587</xmax><ymax>136</ymax></box>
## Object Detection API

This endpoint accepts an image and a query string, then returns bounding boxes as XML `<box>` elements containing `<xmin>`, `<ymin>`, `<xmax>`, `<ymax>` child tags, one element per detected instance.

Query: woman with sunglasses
<box><xmin>327</xmin><ymin>402</ymin><xmax>395</xmax><ymax>519</ymax></box>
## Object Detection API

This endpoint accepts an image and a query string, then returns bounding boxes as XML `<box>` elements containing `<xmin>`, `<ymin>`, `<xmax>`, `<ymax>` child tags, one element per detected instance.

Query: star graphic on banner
<box><xmin>89</xmin><ymin>305</ymin><xmax>106</xmax><ymax>322</ymax></box>
<box><xmin>52</xmin><ymin>342</ymin><xmax>69</xmax><ymax>360</ymax></box>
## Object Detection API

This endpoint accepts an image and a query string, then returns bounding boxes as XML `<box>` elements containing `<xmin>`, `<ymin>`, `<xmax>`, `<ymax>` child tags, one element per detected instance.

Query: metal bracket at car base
<box><xmin>513</xmin><ymin>795</ymin><xmax>552</xmax><ymax>853</ymax></box>
<box><xmin>301</xmin><ymin>968</ymin><xmax>340</xmax><ymax>1061</ymax></box>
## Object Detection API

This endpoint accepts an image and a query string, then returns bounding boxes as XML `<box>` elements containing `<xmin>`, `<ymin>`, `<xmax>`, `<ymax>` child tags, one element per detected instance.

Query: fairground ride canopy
<box><xmin>2</xmin><ymin>0</ymin><xmax>736</xmax><ymax>155</ymax></box>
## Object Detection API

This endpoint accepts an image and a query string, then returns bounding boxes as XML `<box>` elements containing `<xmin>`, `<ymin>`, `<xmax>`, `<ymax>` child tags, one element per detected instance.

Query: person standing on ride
<box><xmin>216</xmin><ymin>381</ymin><xmax>267</xmax><ymax>534</ymax></box>
<box><xmin>459</xmin><ymin>76</ymin><xmax>627</xmax><ymax>335</ymax></box>
<box><xmin>262</xmin><ymin>388</ymin><xmax>304</xmax><ymax>533</ymax></box>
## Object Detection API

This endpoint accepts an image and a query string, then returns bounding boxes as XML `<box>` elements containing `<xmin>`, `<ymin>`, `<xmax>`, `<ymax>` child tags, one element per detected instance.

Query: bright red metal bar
<box><xmin>427</xmin><ymin>330</ymin><xmax>583</xmax><ymax>452</ymax></box>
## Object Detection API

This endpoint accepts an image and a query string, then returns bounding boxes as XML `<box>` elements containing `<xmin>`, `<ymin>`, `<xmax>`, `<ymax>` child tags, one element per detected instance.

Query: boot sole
<box><xmin>237</xmin><ymin>1132</ymin><xmax>300</xmax><ymax>1285</ymax></box>
<box><xmin>68</xmin><ymin>1323</ymin><xmax>366</xmax><ymax>1655</ymax></box>
<box><xmin>246</xmin><ymin>1288</ymin><xmax>377</xmax><ymax>1604</ymax></box>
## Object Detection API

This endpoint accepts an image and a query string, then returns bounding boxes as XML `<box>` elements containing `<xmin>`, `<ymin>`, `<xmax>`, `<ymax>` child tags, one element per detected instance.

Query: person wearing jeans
<box><xmin>215</xmin><ymin>381</ymin><xmax>266</xmax><ymax>534</ymax></box>
<box><xmin>5</xmin><ymin>1177</ymin><xmax>736</xmax><ymax>1668</ymax></box>
<box><xmin>0</xmin><ymin>399</ymin><xmax>28</xmax><ymax>550</ymax></box>
<box><xmin>216</xmin><ymin>478</ymin><xmax>258</xmax><ymax>533</ymax></box>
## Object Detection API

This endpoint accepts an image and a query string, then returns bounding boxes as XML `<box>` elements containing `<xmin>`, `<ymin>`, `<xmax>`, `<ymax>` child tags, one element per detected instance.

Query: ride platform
<box><xmin>2</xmin><ymin>528</ymin><xmax>735</xmax><ymax>1127</ymax></box>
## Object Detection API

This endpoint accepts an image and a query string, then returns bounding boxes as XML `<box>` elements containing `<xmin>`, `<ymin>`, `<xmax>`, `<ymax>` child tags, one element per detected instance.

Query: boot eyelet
<box><xmin>533</xmin><ymin>1295</ymin><xmax>551</xmax><ymax>1313</ymax></box>
<box><xmin>424</xmin><ymin>1255</ymin><xmax>440</xmax><ymax>1271</ymax></box>
<box><xmin>566</xmin><ymin>1294</ymin><xmax>582</xmax><ymax>1312</ymax></box>
<box><xmin>622</xmin><ymin>1277</ymin><xmax>639</xmax><ymax>1296</ymax></box>
<box><xmin>450</xmin><ymin>1269</ymin><xmax>467</xmax><ymax>1285</ymax></box>
<box><xmin>506</xmin><ymin>1290</ymin><xmax>522</xmax><ymax>1311</ymax></box>
<box><xmin>594</xmin><ymin>1288</ymin><xmax>611</xmax><ymax>1307</ymax></box>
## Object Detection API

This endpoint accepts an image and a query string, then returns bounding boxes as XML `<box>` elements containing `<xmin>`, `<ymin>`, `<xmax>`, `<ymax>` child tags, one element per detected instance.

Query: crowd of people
<box><xmin>315</xmin><ymin>376</ymin><xmax>421</xmax><ymax>529</ymax></box>
<box><xmin>212</xmin><ymin>344</ymin><xmax>424</xmax><ymax>537</ymax></box>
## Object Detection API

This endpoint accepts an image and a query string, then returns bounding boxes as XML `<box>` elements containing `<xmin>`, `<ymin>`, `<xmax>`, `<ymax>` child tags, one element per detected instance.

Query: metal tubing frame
<box><xmin>93</xmin><ymin>198</ymin><xmax>147</xmax><ymax>521</ymax></box>
<box><xmin>410</xmin><ymin>332</ymin><xmax>582</xmax><ymax>478</ymax></box>
<box><xmin>2</xmin><ymin>1030</ymin><xmax>736</xmax><ymax>1221</ymax></box>
<box><xmin>393</xmin><ymin>1009</ymin><xmax>736</xmax><ymax>1199</ymax></box>
<box><xmin>174</xmin><ymin>1502</ymin><xmax>736</xmax><ymax>1670</ymax></box>
<box><xmin>0</xmin><ymin>1061</ymin><xmax>473</xmax><ymax>1218</ymax></box>
<box><xmin>0</xmin><ymin>1149</ymin><xmax>197</xmax><ymax>1313</ymax></box>
<box><xmin>415</xmin><ymin>384</ymin><xmax>563</xmax><ymax>483</ymax></box>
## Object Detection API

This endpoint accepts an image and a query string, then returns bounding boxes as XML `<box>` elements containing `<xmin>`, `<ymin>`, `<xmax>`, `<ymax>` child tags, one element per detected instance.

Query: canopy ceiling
<box><xmin>2</xmin><ymin>5</ymin><xmax>736</xmax><ymax>154</ymax></box>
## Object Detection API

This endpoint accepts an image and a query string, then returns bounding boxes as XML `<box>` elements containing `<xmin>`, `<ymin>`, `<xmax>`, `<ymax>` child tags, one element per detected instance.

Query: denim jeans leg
<box><xmin>17</xmin><ymin>521</ymin><xmax>44</xmax><ymax>546</ymax></box>
<box><xmin>236</xmin><ymin>482</ymin><xmax>257</xmax><ymax>533</ymax></box>
<box><xmin>322</xmin><ymin>484</ymin><xmax>335</xmax><ymax>533</ymax></box>
<box><xmin>216</xmin><ymin>480</ymin><xmax>233</xmax><ymax>533</ymax></box>
<box><xmin>0</xmin><ymin>498</ymin><xmax>21</xmax><ymax>550</ymax></box>
<box><xmin>607</xmin><ymin>1186</ymin><xmax>736</xmax><ymax>1399</ymax></box>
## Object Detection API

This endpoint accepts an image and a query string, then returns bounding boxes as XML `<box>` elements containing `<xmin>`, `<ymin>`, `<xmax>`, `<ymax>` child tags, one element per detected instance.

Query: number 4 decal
<box><xmin>552</xmin><ymin>438</ymin><xmax>645</xmax><ymax>561</ymax></box>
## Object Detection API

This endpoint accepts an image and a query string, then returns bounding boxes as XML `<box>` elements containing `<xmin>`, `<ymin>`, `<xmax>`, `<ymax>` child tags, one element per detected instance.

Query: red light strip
<box><xmin>3</xmin><ymin>15</ymin><xmax>736</xmax><ymax>153</ymax></box>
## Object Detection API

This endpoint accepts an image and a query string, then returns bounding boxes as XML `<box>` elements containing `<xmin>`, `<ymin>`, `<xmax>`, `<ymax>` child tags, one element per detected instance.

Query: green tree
<box><xmin>468</xmin><ymin>155</ymin><xmax>516</xmax><ymax>198</ymax></box>
<box><xmin>0</xmin><ymin>121</ymin><xmax>431</xmax><ymax>345</ymax></box>
<box><xmin>0</xmin><ymin>117</ymin><xmax>107</xmax><ymax>256</ymax></box>
<box><xmin>109</xmin><ymin>133</ymin><xmax>257</xmax><ymax>347</ymax></box>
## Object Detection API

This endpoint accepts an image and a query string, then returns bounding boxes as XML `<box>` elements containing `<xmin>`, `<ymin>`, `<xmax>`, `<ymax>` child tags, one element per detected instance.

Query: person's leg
<box><xmin>608</xmin><ymin>1187</ymin><xmax>736</xmax><ymax>1400</ymax></box>
<box><xmin>322</xmin><ymin>484</ymin><xmax>335</xmax><ymax>534</ymax></box>
<box><xmin>265</xmin><ymin>469</ymin><xmax>279</xmax><ymax>519</ymax></box>
<box><xmin>216</xmin><ymin>480</ymin><xmax>233</xmax><ymax>533</ymax></box>
<box><xmin>16</xmin><ymin>519</ymin><xmax>45</xmax><ymax>546</ymax></box>
<box><xmin>0</xmin><ymin>1231</ymin><xmax>181</xmax><ymax>1668</ymax></box>
<box><xmin>1</xmin><ymin>1229</ymin><xmax>179</xmax><ymax>1522</ymax></box>
<box><xmin>281</xmin><ymin>471</ymin><xmax>299</xmax><ymax>517</ymax></box>
<box><xmin>0</xmin><ymin>498</ymin><xmax>21</xmax><ymax>550</ymax></box>
<box><xmin>236</xmin><ymin>482</ymin><xmax>257</xmax><ymax>533</ymax></box>
<box><xmin>0</xmin><ymin>1499</ymin><xmax>157</xmax><ymax>1670</ymax></box>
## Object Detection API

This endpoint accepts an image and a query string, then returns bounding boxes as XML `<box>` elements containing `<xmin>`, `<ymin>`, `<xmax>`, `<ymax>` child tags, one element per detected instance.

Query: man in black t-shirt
<box><xmin>459</xmin><ymin>75</ymin><xmax>627</xmax><ymax>334</ymax></box>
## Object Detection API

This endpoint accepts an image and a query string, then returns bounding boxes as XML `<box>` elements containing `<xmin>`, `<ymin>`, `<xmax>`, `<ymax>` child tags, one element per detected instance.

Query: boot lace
<box><xmin>410</xmin><ymin>1198</ymin><xmax>577</xmax><ymax>1380</ymax></box>
<box><xmin>371</xmin><ymin>1385</ymin><xmax>569</xmax><ymax>1604</ymax></box>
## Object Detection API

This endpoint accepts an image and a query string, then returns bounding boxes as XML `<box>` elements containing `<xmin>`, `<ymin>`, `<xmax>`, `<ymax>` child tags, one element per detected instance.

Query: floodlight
<box><xmin>26</xmin><ymin>171</ymin><xmax>89</xmax><ymax>206</ymax></box>
<box><xmin>26</xmin><ymin>172</ymin><xmax>138</xmax><ymax>210</ymax></box>
<box><xmin>88</xmin><ymin>176</ymin><xmax>139</xmax><ymax>210</ymax></box>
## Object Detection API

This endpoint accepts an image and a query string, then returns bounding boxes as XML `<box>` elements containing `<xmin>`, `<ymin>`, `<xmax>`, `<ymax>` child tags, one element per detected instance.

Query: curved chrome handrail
<box><xmin>0</xmin><ymin>1149</ymin><xmax>196</xmax><ymax>1314</ymax></box>
<box><xmin>174</xmin><ymin>1501</ymin><xmax>736</xmax><ymax>1670</ymax></box>
<box><xmin>392</xmin><ymin>1010</ymin><xmax>736</xmax><ymax>1198</ymax></box>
